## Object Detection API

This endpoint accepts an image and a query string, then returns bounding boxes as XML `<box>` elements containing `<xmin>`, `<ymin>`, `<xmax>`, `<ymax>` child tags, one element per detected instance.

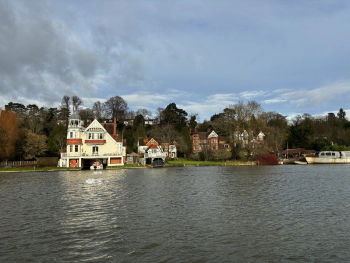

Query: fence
<box><xmin>0</xmin><ymin>160</ymin><xmax>37</xmax><ymax>168</ymax></box>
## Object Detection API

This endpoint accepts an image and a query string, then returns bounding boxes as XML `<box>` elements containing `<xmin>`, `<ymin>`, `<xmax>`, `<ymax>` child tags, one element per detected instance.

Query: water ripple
<box><xmin>2</xmin><ymin>166</ymin><xmax>350</xmax><ymax>262</ymax></box>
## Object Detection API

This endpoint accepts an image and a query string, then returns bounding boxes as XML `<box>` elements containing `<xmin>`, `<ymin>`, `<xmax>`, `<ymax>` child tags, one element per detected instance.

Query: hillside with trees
<box><xmin>1</xmin><ymin>95</ymin><xmax>350</xmax><ymax>162</ymax></box>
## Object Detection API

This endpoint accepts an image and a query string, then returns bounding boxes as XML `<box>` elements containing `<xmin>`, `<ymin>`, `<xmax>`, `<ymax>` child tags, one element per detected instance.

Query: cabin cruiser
<box><xmin>305</xmin><ymin>151</ymin><xmax>350</xmax><ymax>164</ymax></box>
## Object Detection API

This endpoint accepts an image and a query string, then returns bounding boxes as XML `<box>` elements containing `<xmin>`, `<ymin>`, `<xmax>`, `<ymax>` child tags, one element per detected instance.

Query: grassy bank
<box><xmin>166</xmin><ymin>158</ymin><xmax>255</xmax><ymax>167</ymax></box>
<box><xmin>0</xmin><ymin>158</ymin><xmax>255</xmax><ymax>172</ymax></box>
<box><xmin>0</xmin><ymin>167</ymin><xmax>80</xmax><ymax>173</ymax></box>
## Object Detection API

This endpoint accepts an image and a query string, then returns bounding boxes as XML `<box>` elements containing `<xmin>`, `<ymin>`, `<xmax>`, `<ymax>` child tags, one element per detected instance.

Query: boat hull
<box><xmin>294</xmin><ymin>160</ymin><xmax>308</xmax><ymax>165</ymax></box>
<box><xmin>305</xmin><ymin>157</ymin><xmax>350</xmax><ymax>164</ymax></box>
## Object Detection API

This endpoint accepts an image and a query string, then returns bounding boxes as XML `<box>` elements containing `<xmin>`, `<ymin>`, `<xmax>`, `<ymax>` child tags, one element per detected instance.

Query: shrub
<box><xmin>37</xmin><ymin>157</ymin><xmax>59</xmax><ymax>167</ymax></box>
<box><xmin>256</xmin><ymin>153</ymin><xmax>280</xmax><ymax>165</ymax></box>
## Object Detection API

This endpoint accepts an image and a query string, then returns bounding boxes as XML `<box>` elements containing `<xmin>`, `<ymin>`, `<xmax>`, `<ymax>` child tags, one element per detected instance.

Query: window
<box><xmin>70</xmin><ymin>132</ymin><xmax>73</xmax><ymax>138</ymax></box>
<box><xmin>92</xmin><ymin>146</ymin><xmax>98</xmax><ymax>155</ymax></box>
<box><xmin>98</xmin><ymin>133</ymin><xmax>103</xmax><ymax>139</ymax></box>
<box><xmin>75</xmin><ymin>145</ymin><xmax>79</xmax><ymax>152</ymax></box>
<box><xmin>70</xmin><ymin>145</ymin><xmax>73</xmax><ymax>152</ymax></box>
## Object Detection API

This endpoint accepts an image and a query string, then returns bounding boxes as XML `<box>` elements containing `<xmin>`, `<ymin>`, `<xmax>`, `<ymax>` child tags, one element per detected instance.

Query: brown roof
<box><xmin>281</xmin><ymin>148</ymin><xmax>305</xmax><ymax>155</ymax></box>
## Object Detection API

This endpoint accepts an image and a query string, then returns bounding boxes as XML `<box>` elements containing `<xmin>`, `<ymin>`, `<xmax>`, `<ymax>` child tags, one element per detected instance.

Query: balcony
<box><xmin>145</xmin><ymin>152</ymin><xmax>167</xmax><ymax>158</ymax></box>
<box><xmin>61</xmin><ymin>152</ymin><xmax>125</xmax><ymax>158</ymax></box>
<box><xmin>85</xmin><ymin>139</ymin><xmax>106</xmax><ymax>145</ymax></box>
<box><xmin>67</xmin><ymin>138</ymin><xmax>83</xmax><ymax>145</ymax></box>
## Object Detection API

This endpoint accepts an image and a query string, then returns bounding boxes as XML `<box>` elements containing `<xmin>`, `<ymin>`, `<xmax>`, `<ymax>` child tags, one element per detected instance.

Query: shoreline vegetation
<box><xmin>0</xmin><ymin>158</ymin><xmax>256</xmax><ymax>173</ymax></box>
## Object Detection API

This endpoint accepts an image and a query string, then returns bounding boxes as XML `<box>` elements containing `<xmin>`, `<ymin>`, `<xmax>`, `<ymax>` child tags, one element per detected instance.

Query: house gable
<box><xmin>208</xmin><ymin>130</ymin><xmax>218</xmax><ymax>138</ymax></box>
<box><xmin>146</xmin><ymin>138</ymin><xmax>159</xmax><ymax>147</ymax></box>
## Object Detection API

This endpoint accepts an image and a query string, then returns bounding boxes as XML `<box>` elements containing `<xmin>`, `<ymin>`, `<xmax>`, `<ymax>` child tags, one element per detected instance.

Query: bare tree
<box><xmin>79</xmin><ymin>108</ymin><xmax>94</xmax><ymax>121</ymax></box>
<box><xmin>104</xmin><ymin>96</ymin><xmax>128</xmax><ymax>120</ymax></box>
<box><xmin>92</xmin><ymin>101</ymin><xmax>106</xmax><ymax>120</ymax></box>
<box><xmin>125</xmin><ymin>110</ymin><xmax>136</xmax><ymax>120</ymax></box>
<box><xmin>60</xmin><ymin>95</ymin><xmax>70</xmax><ymax>127</ymax></box>
<box><xmin>233</xmin><ymin>101</ymin><xmax>263</xmax><ymax>130</ymax></box>
<box><xmin>136</xmin><ymin>108</ymin><xmax>153</xmax><ymax>119</ymax></box>
<box><xmin>72</xmin><ymin>95</ymin><xmax>83</xmax><ymax>112</ymax></box>
<box><xmin>61</xmin><ymin>95</ymin><xmax>70</xmax><ymax>110</ymax></box>
<box><xmin>155</xmin><ymin>107</ymin><xmax>164</xmax><ymax>123</ymax></box>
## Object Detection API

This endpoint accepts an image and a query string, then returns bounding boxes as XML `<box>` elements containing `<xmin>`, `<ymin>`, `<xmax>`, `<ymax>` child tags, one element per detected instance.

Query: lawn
<box><xmin>166</xmin><ymin>158</ymin><xmax>255</xmax><ymax>166</ymax></box>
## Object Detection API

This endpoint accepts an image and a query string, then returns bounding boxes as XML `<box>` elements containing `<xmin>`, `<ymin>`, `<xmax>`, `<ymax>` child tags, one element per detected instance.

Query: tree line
<box><xmin>1</xmin><ymin>95</ymin><xmax>350</xmax><ymax>162</ymax></box>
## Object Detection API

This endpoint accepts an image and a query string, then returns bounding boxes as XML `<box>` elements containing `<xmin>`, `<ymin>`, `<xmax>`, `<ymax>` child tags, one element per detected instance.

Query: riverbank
<box><xmin>0</xmin><ymin>159</ymin><xmax>256</xmax><ymax>173</ymax></box>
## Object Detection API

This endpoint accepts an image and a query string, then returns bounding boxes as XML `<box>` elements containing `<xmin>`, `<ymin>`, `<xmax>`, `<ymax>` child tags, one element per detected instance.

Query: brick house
<box><xmin>190</xmin><ymin>129</ymin><xmax>219</xmax><ymax>154</ymax></box>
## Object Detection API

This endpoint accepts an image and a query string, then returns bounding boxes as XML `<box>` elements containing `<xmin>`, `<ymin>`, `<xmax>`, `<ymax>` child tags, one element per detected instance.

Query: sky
<box><xmin>1</xmin><ymin>0</ymin><xmax>350</xmax><ymax>121</ymax></box>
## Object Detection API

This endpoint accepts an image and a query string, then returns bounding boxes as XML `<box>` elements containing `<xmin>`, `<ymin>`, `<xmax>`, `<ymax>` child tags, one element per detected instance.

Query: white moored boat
<box><xmin>305</xmin><ymin>151</ymin><xmax>350</xmax><ymax>164</ymax></box>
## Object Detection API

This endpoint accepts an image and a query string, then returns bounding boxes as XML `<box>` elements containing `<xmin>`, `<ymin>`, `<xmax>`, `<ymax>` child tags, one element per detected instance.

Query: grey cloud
<box><xmin>0</xmin><ymin>0</ymin><xmax>105</xmax><ymax>107</ymax></box>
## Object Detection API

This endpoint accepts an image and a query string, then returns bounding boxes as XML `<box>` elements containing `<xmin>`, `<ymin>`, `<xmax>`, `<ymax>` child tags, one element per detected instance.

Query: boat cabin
<box><xmin>319</xmin><ymin>151</ymin><xmax>350</xmax><ymax>158</ymax></box>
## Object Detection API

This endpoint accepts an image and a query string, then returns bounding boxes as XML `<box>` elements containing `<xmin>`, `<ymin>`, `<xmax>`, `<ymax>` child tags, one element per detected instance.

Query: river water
<box><xmin>1</xmin><ymin>165</ymin><xmax>350</xmax><ymax>262</ymax></box>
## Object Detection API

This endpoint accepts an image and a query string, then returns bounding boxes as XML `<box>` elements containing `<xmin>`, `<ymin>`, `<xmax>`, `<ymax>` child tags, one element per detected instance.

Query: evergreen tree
<box><xmin>133</xmin><ymin>124</ymin><xmax>146</xmax><ymax>152</ymax></box>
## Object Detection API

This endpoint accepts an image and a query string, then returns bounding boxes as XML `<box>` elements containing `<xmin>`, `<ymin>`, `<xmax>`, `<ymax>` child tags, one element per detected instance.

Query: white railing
<box><xmin>61</xmin><ymin>152</ymin><xmax>124</xmax><ymax>158</ymax></box>
<box><xmin>103</xmin><ymin>152</ymin><xmax>123</xmax><ymax>156</ymax></box>
<box><xmin>145</xmin><ymin>152</ymin><xmax>167</xmax><ymax>158</ymax></box>
<box><xmin>66</xmin><ymin>153</ymin><xmax>82</xmax><ymax>157</ymax></box>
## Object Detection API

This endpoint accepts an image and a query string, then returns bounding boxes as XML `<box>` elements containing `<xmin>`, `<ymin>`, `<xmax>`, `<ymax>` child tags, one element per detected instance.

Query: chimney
<box><xmin>113</xmin><ymin>117</ymin><xmax>117</xmax><ymax>135</ymax></box>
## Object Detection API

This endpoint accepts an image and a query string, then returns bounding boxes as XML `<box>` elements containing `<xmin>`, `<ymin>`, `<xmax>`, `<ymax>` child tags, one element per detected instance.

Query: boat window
<box><xmin>332</xmin><ymin>152</ymin><xmax>335</xmax><ymax>156</ymax></box>
<box><xmin>326</xmin><ymin>152</ymin><xmax>331</xmax><ymax>156</ymax></box>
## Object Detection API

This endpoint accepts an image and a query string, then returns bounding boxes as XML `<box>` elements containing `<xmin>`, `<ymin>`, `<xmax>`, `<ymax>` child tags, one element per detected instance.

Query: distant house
<box><xmin>138</xmin><ymin>137</ymin><xmax>168</xmax><ymax>166</ymax></box>
<box><xmin>190</xmin><ymin>128</ymin><xmax>265</xmax><ymax>155</ymax></box>
<box><xmin>123</xmin><ymin>118</ymin><xmax>158</xmax><ymax>127</ymax></box>
<box><xmin>161</xmin><ymin>142</ymin><xmax>178</xmax><ymax>159</ymax></box>
<box><xmin>58</xmin><ymin>113</ymin><xmax>126</xmax><ymax>169</ymax></box>
<box><xmin>233</xmin><ymin>129</ymin><xmax>265</xmax><ymax>147</ymax></box>
<box><xmin>218</xmin><ymin>138</ymin><xmax>233</xmax><ymax>152</ymax></box>
<box><xmin>190</xmin><ymin>129</ymin><xmax>219</xmax><ymax>154</ymax></box>
<box><xmin>256</xmin><ymin>131</ymin><xmax>265</xmax><ymax>142</ymax></box>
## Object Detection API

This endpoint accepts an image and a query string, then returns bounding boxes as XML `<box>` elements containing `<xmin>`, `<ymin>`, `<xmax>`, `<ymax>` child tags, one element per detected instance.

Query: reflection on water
<box><xmin>1</xmin><ymin>165</ymin><xmax>350</xmax><ymax>262</ymax></box>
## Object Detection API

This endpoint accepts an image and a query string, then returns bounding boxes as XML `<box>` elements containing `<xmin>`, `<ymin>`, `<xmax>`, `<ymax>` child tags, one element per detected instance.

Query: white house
<box><xmin>138</xmin><ymin>137</ymin><xmax>168</xmax><ymax>167</ymax></box>
<box><xmin>58</xmin><ymin>113</ymin><xmax>126</xmax><ymax>169</ymax></box>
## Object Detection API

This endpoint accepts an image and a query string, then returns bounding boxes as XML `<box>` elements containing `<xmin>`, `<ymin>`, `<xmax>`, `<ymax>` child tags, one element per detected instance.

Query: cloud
<box><xmin>239</xmin><ymin>91</ymin><xmax>267</xmax><ymax>100</ymax></box>
<box><xmin>266</xmin><ymin>81</ymin><xmax>350</xmax><ymax>108</ymax></box>
<box><xmin>2</xmin><ymin>0</ymin><xmax>350</xmax><ymax>123</ymax></box>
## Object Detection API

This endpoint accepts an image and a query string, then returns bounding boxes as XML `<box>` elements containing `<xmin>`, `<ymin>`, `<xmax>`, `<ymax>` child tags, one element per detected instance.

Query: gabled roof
<box><xmin>257</xmin><ymin>131</ymin><xmax>265</xmax><ymax>137</ymax></box>
<box><xmin>85</xmin><ymin>119</ymin><xmax>107</xmax><ymax>132</ymax></box>
<box><xmin>281</xmin><ymin>148</ymin><xmax>305</xmax><ymax>155</ymax></box>
<box><xmin>208</xmin><ymin>130</ymin><xmax>218</xmax><ymax>138</ymax></box>
<box><xmin>191</xmin><ymin>128</ymin><xmax>200</xmax><ymax>135</ymax></box>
